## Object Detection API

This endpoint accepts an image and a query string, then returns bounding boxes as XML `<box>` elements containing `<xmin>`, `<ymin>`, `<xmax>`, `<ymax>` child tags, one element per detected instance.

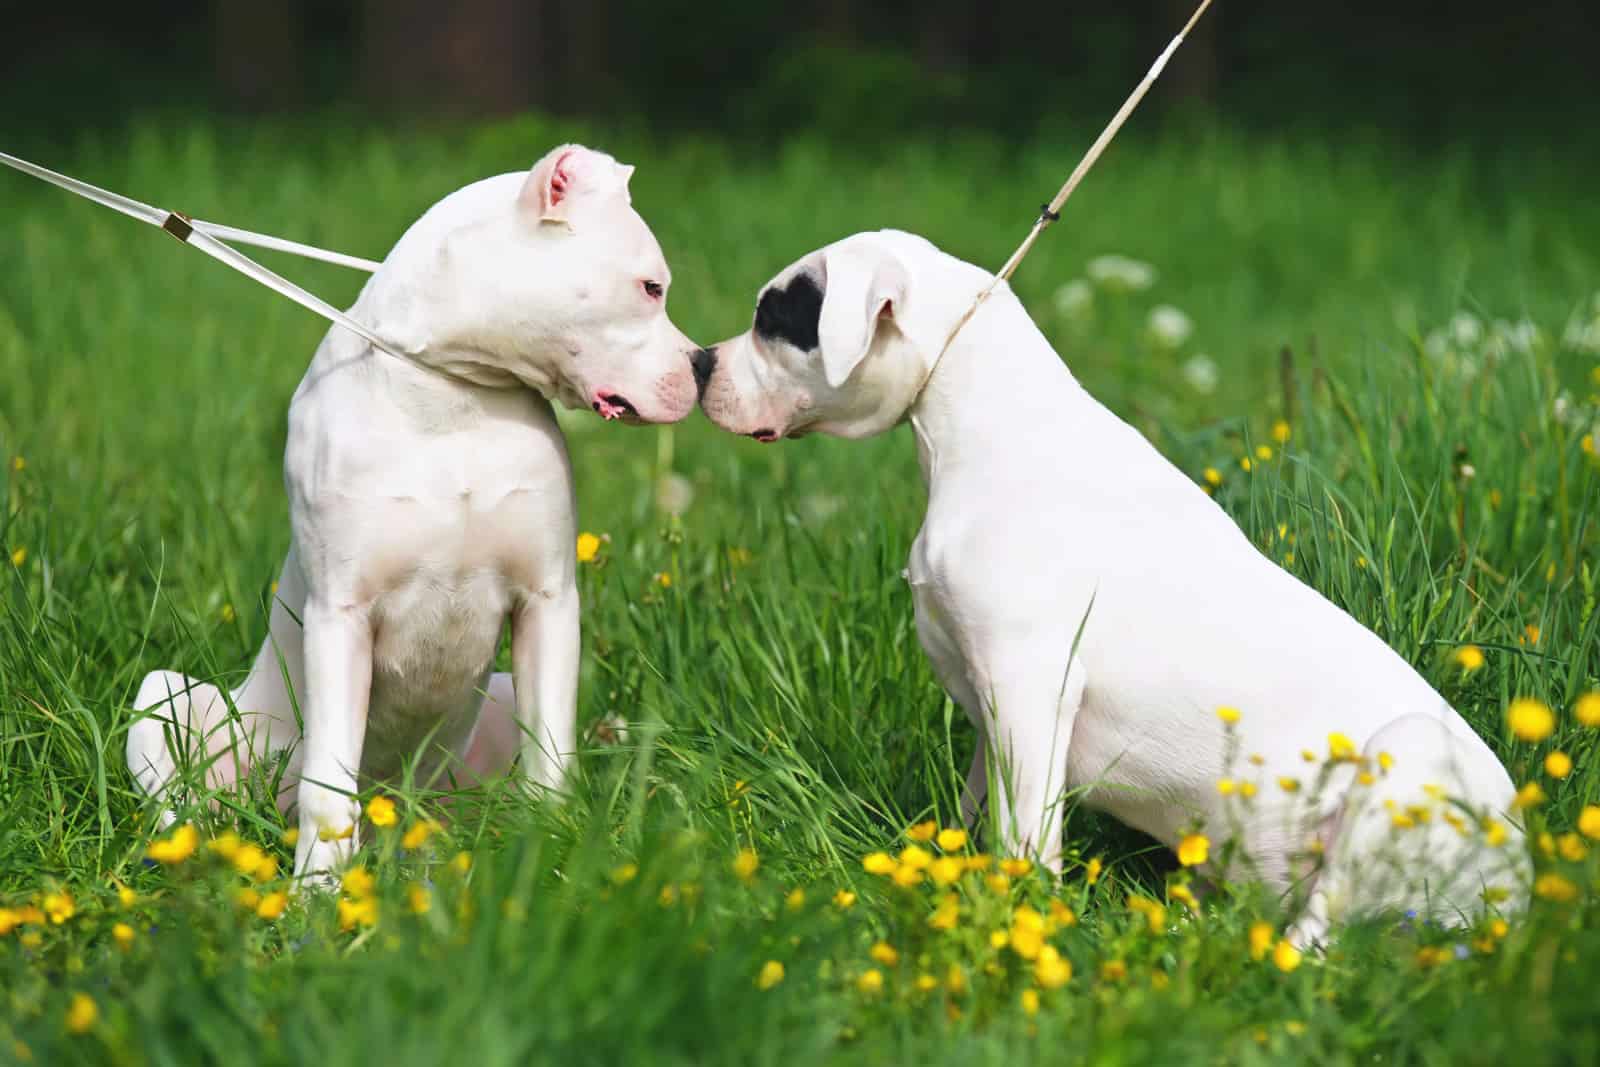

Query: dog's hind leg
<box><xmin>128</xmin><ymin>550</ymin><xmax>311</xmax><ymax>821</ymax></box>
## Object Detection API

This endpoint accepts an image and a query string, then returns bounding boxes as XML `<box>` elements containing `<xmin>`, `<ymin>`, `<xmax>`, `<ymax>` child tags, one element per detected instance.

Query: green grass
<box><xmin>2</xmin><ymin>113</ymin><xmax>1599</xmax><ymax>1065</ymax></box>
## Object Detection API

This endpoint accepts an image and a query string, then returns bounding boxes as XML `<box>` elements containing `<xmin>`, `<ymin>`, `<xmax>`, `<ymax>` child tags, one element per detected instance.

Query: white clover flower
<box><xmin>1553</xmin><ymin>392</ymin><xmax>1572</xmax><ymax>425</ymax></box>
<box><xmin>655</xmin><ymin>472</ymin><xmax>695</xmax><ymax>515</ymax></box>
<box><xmin>1181</xmin><ymin>353</ymin><xmax>1219</xmax><ymax>394</ymax></box>
<box><xmin>1086</xmin><ymin>254</ymin><xmax>1156</xmax><ymax>292</ymax></box>
<box><xmin>1422</xmin><ymin>328</ymin><xmax>1451</xmax><ymax>361</ymax></box>
<box><xmin>1053</xmin><ymin>279</ymin><xmax>1094</xmax><ymax>318</ymax></box>
<box><xmin>1449</xmin><ymin>312</ymin><xmax>1483</xmax><ymax>348</ymax></box>
<box><xmin>1147</xmin><ymin>305</ymin><xmax>1193</xmax><ymax>349</ymax></box>
<box><xmin>1563</xmin><ymin>314</ymin><xmax>1600</xmax><ymax>355</ymax></box>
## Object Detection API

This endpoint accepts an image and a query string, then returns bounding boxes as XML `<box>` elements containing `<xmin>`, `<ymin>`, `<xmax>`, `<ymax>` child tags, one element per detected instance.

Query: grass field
<box><xmin>3</xmin><ymin>113</ymin><xmax>1600</xmax><ymax>1065</ymax></box>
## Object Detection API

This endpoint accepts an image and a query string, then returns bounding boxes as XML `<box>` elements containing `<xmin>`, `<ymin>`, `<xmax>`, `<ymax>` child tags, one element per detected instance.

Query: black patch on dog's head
<box><xmin>753</xmin><ymin>272</ymin><xmax>823</xmax><ymax>351</ymax></box>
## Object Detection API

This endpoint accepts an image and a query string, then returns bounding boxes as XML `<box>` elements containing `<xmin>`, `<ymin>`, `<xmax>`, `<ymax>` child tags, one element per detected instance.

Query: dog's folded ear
<box><xmin>520</xmin><ymin>144</ymin><xmax>633</xmax><ymax>224</ymax></box>
<box><xmin>818</xmin><ymin>241</ymin><xmax>908</xmax><ymax>389</ymax></box>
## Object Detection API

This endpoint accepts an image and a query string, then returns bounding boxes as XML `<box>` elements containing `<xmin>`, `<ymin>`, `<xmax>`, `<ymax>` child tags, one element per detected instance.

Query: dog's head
<box><xmin>698</xmin><ymin>231</ymin><xmax>946</xmax><ymax>441</ymax></box>
<box><xmin>370</xmin><ymin>144</ymin><xmax>698</xmax><ymax>424</ymax></box>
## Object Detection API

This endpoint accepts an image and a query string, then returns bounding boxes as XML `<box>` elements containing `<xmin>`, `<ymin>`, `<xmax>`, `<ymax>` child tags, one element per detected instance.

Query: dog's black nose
<box><xmin>690</xmin><ymin>346</ymin><xmax>718</xmax><ymax>397</ymax></box>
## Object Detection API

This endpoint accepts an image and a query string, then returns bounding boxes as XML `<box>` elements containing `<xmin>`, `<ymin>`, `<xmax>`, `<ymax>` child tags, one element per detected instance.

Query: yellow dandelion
<box><xmin>892</xmin><ymin>865</ymin><xmax>924</xmax><ymax>888</ymax></box>
<box><xmin>365</xmin><ymin>796</ymin><xmax>398</xmax><ymax>828</ymax></box>
<box><xmin>1216</xmin><ymin>705</ymin><xmax>1241</xmax><ymax>725</ymax></box>
<box><xmin>1216</xmin><ymin>777</ymin><xmax>1237</xmax><ymax>796</ymax></box>
<box><xmin>985</xmin><ymin>873</ymin><xmax>1011</xmax><ymax>894</ymax></box>
<box><xmin>756</xmin><ymin>960</ymin><xmax>785</xmax><ymax>990</ymax></box>
<box><xmin>1545</xmin><ymin>751</ymin><xmax>1573</xmax><ymax>779</ymax></box>
<box><xmin>1255</xmin><ymin>444</ymin><xmax>1274</xmax><ymax>462</ymax></box>
<box><xmin>1085</xmin><ymin>857</ymin><xmax>1103</xmax><ymax>884</ymax></box>
<box><xmin>929</xmin><ymin>895</ymin><xmax>960</xmax><ymax>931</ymax></box>
<box><xmin>1176</xmin><ymin>833</ymin><xmax>1209</xmax><ymax>867</ymax></box>
<box><xmin>870</xmin><ymin>941</ymin><xmax>899</xmax><ymax>967</ymax></box>
<box><xmin>1513</xmin><ymin>782</ymin><xmax>1546</xmax><ymax>810</ymax></box>
<box><xmin>256</xmin><ymin>891</ymin><xmax>288</xmax><ymax>921</ymax></box>
<box><xmin>965</xmin><ymin>853</ymin><xmax>993</xmax><ymax>872</ymax></box>
<box><xmin>146</xmin><ymin>823</ymin><xmax>199</xmax><ymax>865</ymax></box>
<box><xmin>407</xmin><ymin>884</ymin><xmax>432</xmax><ymax>915</ymax></box>
<box><xmin>42</xmin><ymin>890</ymin><xmax>75</xmax><ymax>925</ymax></box>
<box><xmin>1240</xmin><ymin>781</ymin><xmax>1258</xmax><ymax>798</ymax></box>
<box><xmin>1273</xmin><ymin>939</ymin><xmax>1303</xmax><ymax>973</ymax></box>
<box><xmin>1278</xmin><ymin>777</ymin><xmax>1301</xmax><ymax>794</ymax></box>
<box><xmin>1099</xmin><ymin>958</ymin><xmax>1128</xmax><ymax>982</ymax></box>
<box><xmin>1328</xmin><ymin>733</ymin><xmax>1358</xmax><ymax>762</ymax></box>
<box><xmin>936</xmin><ymin>827</ymin><xmax>968</xmax><ymax>852</ymax></box>
<box><xmin>10</xmin><ymin>547</ymin><xmax>26</xmax><ymax>567</ymax></box>
<box><xmin>1574</xmin><ymin>692</ymin><xmax>1600</xmax><ymax>727</ymax></box>
<box><xmin>1558</xmin><ymin>833</ymin><xmax>1587</xmax><ymax>862</ymax></box>
<box><xmin>112</xmin><ymin>922</ymin><xmax>134</xmax><ymax>951</ymax></box>
<box><xmin>999</xmin><ymin>857</ymin><xmax>1033</xmax><ymax>877</ymax></box>
<box><xmin>1520</xmin><ymin>625</ymin><xmax>1541</xmax><ymax>647</ymax></box>
<box><xmin>1021</xmin><ymin>988</ymin><xmax>1040</xmax><ymax>1015</ymax></box>
<box><xmin>862</xmin><ymin>851</ymin><xmax>896</xmax><ymax>876</ymax></box>
<box><xmin>906</xmin><ymin>820</ymin><xmax>938</xmax><ymax>843</ymax></box>
<box><xmin>929</xmin><ymin>856</ymin><xmax>965</xmax><ymax>887</ymax></box>
<box><xmin>337</xmin><ymin>895</ymin><xmax>379</xmax><ymax>931</ymax></box>
<box><xmin>857</xmin><ymin>968</ymin><xmax>884</xmax><ymax>994</ymax></box>
<box><xmin>576</xmin><ymin>532</ymin><xmax>601</xmax><ymax>563</ymax></box>
<box><xmin>833</xmin><ymin>889</ymin><xmax>857</xmax><ymax>909</ymax></box>
<box><xmin>1050</xmin><ymin>899</ymin><xmax>1077</xmax><ymax>927</ymax></box>
<box><xmin>1240</xmin><ymin>457</ymin><xmax>1253</xmax><ymax>472</ymax></box>
<box><xmin>1271</xmin><ymin>420</ymin><xmax>1291</xmax><ymax>445</ymax></box>
<box><xmin>1578</xmin><ymin>805</ymin><xmax>1600</xmax><ymax>840</ymax></box>
<box><xmin>450</xmin><ymin>851</ymin><xmax>473</xmax><ymax>875</ymax></box>
<box><xmin>1035</xmin><ymin>945</ymin><xmax>1072</xmax><ymax>989</ymax></box>
<box><xmin>899</xmin><ymin>845</ymin><xmax>934</xmax><ymax>871</ymax></box>
<box><xmin>231</xmin><ymin>843</ymin><xmax>267</xmax><ymax>880</ymax></box>
<box><xmin>116</xmin><ymin>883</ymin><xmax>137</xmax><ymax>909</ymax></box>
<box><xmin>1249</xmin><ymin>921</ymin><xmax>1274</xmax><ymax>961</ymax></box>
<box><xmin>1506</xmin><ymin>698</ymin><xmax>1555</xmax><ymax>743</ymax></box>
<box><xmin>1534</xmin><ymin>873</ymin><xmax>1579</xmax><ymax>903</ymax></box>
<box><xmin>65</xmin><ymin>993</ymin><xmax>97</xmax><ymax>1034</ymax></box>
<box><xmin>1454</xmin><ymin>645</ymin><xmax>1485</xmax><ymax>672</ymax></box>
<box><xmin>732</xmin><ymin>848</ymin><xmax>760</xmax><ymax>882</ymax></box>
<box><xmin>401</xmin><ymin>819</ymin><xmax>438</xmax><ymax>850</ymax></box>
<box><xmin>1203</xmin><ymin>467</ymin><xmax>1223</xmax><ymax>487</ymax></box>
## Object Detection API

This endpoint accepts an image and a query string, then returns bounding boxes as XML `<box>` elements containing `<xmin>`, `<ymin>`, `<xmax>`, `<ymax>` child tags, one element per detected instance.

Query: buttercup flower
<box><xmin>1085</xmin><ymin>857</ymin><xmax>1103</xmax><ymax>884</ymax></box>
<box><xmin>1273</xmin><ymin>939</ymin><xmax>1303</xmax><ymax>973</ymax></box>
<box><xmin>929</xmin><ymin>894</ymin><xmax>960</xmax><ymax>931</ymax></box>
<box><xmin>407</xmin><ymin>884</ymin><xmax>433</xmax><ymax>915</ymax></box>
<box><xmin>257</xmin><ymin>891</ymin><xmax>289</xmax><ymax>921</ymax></box>
<box><xmin>1575</xmin><ymin>692</ymin><xmax>1600</xmax><ymax>727</ymax></box>
<box><xmin>402</xmin><ymin>820</ymin><xmax>438</xmax><ymax>850</ymax></box>
<box><xmin>65</xmin><ymin>993</ymin><xmax>97</xmax><ymax>1034</ymax></box>
<box><xmin>1035</xmin><ymin>945</ymin><xmax>1072</xmax><ymax>989</ymax></box>
<box><xmin>999</xmin><ymin>858</ymin><xmax>1033</xmax><ymax>877</ymax></box>
<box><xmin>1203</xmin><ymin>467</ymin><xmax>1223</xmax><ymax>488</ymax></box>
<box><xmin>576</xmin><ymin>532</ymin><xmax>601</xmax><ymax>563</ymax></box>
<box><xmin>1271</xmin><ymin>420</ymin><xmax>1292</xmax><ymax>445</ymax></box>
<box><xmin>1216</xmin><ymin>778</ymin><xmax>1236</xmax><ymax>796</ymax></box>
<box><xmin>936</xmin><ymin>827</ymin><xmax>967</xmax><ymax>852</ymax></box>
<box><xmin>146</xmin><ymin>824</ymin><xmax>199</xmax><ymax>864</ymax></box>
<box><xmin>833</xmin><ymin>890</ymin><xmax>857</xmax><ymax>909</ymax></box>
<box><xmin>757</xmin><ymin>960</ymin><xmax>784</xmax><ymax>990</ymax></box>
<box><xmin>1249</xmin><ymin>921</ymin><xmax>1274</xmax><ymax>961</ymax></box>
<box><xmin>906</xmin><ymin>821</ymin><xmax>937</xmax><ymax>843</ymax></box>
<box><xmin>112</xmin><ymin>922</ymin><xmax>135</xmax><ymax>950</ymax></box>
<box><xmin>862</xmin><ymin>852</ymin><xmax>896</xmax><ymax>876</ymax></box>
<box><xmin>1176</xmin><ymin>834</ymin><xmax>1209</xmax><ymax>867</ymax></box>
<box><xmin>899</xmin><ymin>845</ymin><xmax>934</xmax><ymax>871</ymax></box>
<box><xmin>929</xmin><ymin>856</ymin><xmax>965</xmax><ymax>887</ymax></box>
<box><xmin>1545</xmin><ymin>751</ymin><xmax>1573</xmax><ymax>779</ymax></box>
<box><xmin>732</xmin><ymin>848</ymin><xmax>760</xmax><ymax>882</ymax></box>
<box><xmin>337</xmin><ymin>896</ymin><xmax>379</xmax><ymax>931</ymax></box>
<box><xmin>1558</xmin><ymin>834</ymin><xmax>1587</xmax><ymax>862</ymax></box>
<box><xmin>1454</xmin><ymin>645</ymin><xmax>1485</xmax><ymax>672</ymax></box>
<box><xmin>1578</xmin><ymin>805</ymin><xmax>1600</xmax><ymax>840</ymax></box>
<box><xmin>1513</xmin><ymin>782</ymin><xmax>1546</xmax><ymax>809</ymax></box>
<box><xmin>857</xmin><ymin>969</ymin><xmax>884</xmax><ymax>994</ymax></box>
<box><xmin>1328</xmin><ymin>733</ymin><xmax>1358</xmax><ymax>762</ymax></box>
<box><xmin>341</xmin><ymin>866</ymin><xmax>375</xmax><ymax>899</ymax></box>
<box><xmin>892</xmin><ymin>865</ymin><xmax>924</xmax><ymax>888</ymax></box>
<box><xmin>1050</xmin><ymin>899</ymin><xmax>1077</xmax><ymax>928</ymax></box>
<box><xmin>1278</xmin><ymin>777</ymin><xmax>1301</xmax><ymax>794</ymax></box>
<box><xmin>1534</xmin><ymin>873</ymin><xmax>1579</xmax><ymax>903</ymax></box>
<box><xmin>365</xmin><ymin>796</ymin><xmax>398</xmax><ymax>828</ymax></box>
<box><xmin>1216</xmin><ymin>706</ymin><xmax>1241</xmax><ymax>725</ymax></box>
<box><xmin>1100</xmin><ymin>959</ymin><xmax>1128</xmax><ymax>982</ymax></box>
<box><xmin>43</xmin><ymin>890</ymin><xmax>75</xmax><ymax>925</ymax></box>
<box><xmin>1021</xmin><ymin>988</ymin><xmax>1040</xmax><ymax>1015</ymax></box>
<box><xmin>1506</xmin><ymin>698</ymin><xmax>1555</xmax><ymax>742</ymax></box>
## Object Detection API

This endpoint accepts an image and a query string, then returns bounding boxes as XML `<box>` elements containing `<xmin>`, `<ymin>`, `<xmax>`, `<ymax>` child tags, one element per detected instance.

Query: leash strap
<box><xmin>0</xmin><ymin>150</ymin><xmax>404</xmax><ymax>358</ymax></box>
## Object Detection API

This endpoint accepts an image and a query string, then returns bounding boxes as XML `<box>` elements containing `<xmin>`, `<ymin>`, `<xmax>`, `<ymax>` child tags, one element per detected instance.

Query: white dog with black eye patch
<box><xmin>127</xmin><ymin>144</ymin><xmax>700</xmax><ymax>879</ymax></box>
<box><xmin>698</xmin><ymin>229</ymin><xmax>1528</xmax><ymax>945</ymax></box>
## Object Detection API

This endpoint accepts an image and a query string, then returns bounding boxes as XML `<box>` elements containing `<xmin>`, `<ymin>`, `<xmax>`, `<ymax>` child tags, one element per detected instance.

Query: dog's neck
<box><xmin>905</xmin><ymin>288</ymin><xmax>1089</xmax><ymax>486</ymax></box>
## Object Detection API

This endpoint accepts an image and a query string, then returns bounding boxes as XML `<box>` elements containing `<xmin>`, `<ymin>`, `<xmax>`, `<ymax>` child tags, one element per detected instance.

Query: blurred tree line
<box><xmin>2</xmin><ymin>1</ymin><xmax>1596</xmax><ymax>142</ymax></box>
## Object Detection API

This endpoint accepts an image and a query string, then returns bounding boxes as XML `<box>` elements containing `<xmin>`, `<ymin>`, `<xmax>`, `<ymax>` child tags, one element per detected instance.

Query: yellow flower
<box><xmin>256</xmin><ymin>891</ymin><xmax>288</xmax><ymax>921</ymax></box>
<box><xmin>576</xmin><ymin>532</ymin><xmax>602</xmax><ymax>563</ymax></box>
<box><xmin>892</xmin><ymin>865</ymin><xmax>924</xmax><ymax>888</ymax></box>
<box><xmin>220</xmin><ymin>603</ymin><xmax>235</xmax><ymax>623</ymax></box>
<box><xmin>112</xmin><ymin>922</ymin><xmax>134</xmax><ymax>950</ymax></box>
<box><xmin>146</xmin><ymin>823</ymin><xmax>200</xmax><ymax>864</ymax></box>
<box><xmin>1249</xmin><ymin>921</ymin><xmax>1274</xmax><ymax>961</ymax></box>
<box><xmin>1216</xmin><ymin>705</ymin><xmax>1241</xmax><ymax>725</ymax></box>
<box><xmin>999</xmin><ymin>857</ymin><xmax>1033</xmax><ymax>877</ymax></box>
<box><xmin>281</xmin><ymin>827</ymin><xmax>300</xmax><ymax>847</ymax></box>
<box><xmin>407</xmin><ymin>884</ymin><xmax>433</xmax><ymax>915</ymax></box>
<box><xmin>1378</xmin><ymin>751</ymin><xmax>1395</xmax><ymax>772</ymax></box>
<box><xmin>899</xmin><ymin>845</ymin><xmax>934</xmax><ymax>871</ymax></box>
<box><xmin>612</xmin><ymin>863</ymin><xmax>639</xmax><ymax>886</ymax></box>
<box><xmin>1271</xmin><ymin>420</ymin><xmax>1292</xmax><ymax>445</ymax></box>
<box><xmin>10</xmin><ymin>456</ymin><xmax>22</xmax><ymax>471</ymax></box>
<box><xmin>757</xmin><ymin>960</ymin><xmax>785</xmax><ymax>990</ymax></box>
<box><xmin>1255</xmin><ymin>444</ymin><xmax>1274</xmax><ymax>462</ymax></box>
<box><xmin>1575</xmin><ymin>692</ymin><xmax>1600</xmax><ymax>727</ymax></box>
<box><xmin>450</xmin><ymin>851</ymin><xmax>473</xmax><ymax>875</ymax></box>
<box><xmin>1240</xmin><ymin>456</ymin><xmax>1252</xmax><ymax>472</ymax></box>
<box><xmin>653</xmin><ymin>572</ymin><xmax>672</xmax><ymax>588</ymax></box>
<box><xmin>1176</xmin><ymin>833</ymin><xmax>1209</xmax><ymax>867</ymax></box>
<box><xmin>915</xmin><ymin>973</ymin><xmax>939</xmax><ymax>993</ymax></box>
<box><xmin>1558</xmin><ymin>833</ymin><xmax>1587</xmax><ymax>862</ymax></box>
<box><xmin>116</xmin><ymin>883</ymin><xmax>137</xmax><ymax>909</ymax></box>
<box><xmin>341</xmin><ymin>866</ymin><xmax>375</xmax><ymax>899</ymax></box>
<box><xmin>1151</xmin><ymin>971</ymin><xmax>1171</xmax><ymax>991</ymax></box>
<box><xmin>1520</xmin><ymin>625</ymin><xmax>1541</xmax><ymax>647</ymax></box>
<box><xmin>1021</xmin><ymin>988</ymin><xmax>1040</xmax><ymax>1015</ymax></box>
<box><xmin>1357</xmin><ymin>771</ymin><xmax>1375</xmax><ymax>786</ymax></box>
<box><xmin>1538</xmin><ymin>832</ymin><xmax>1556</xmax><ymax>857</ymax></box>
<box><xmin>1534</xmin><ymin>873</ymin><xmax>1579</xmax><ymax>903</ymax></box>
<box><xmin>658</xmin><ymin>884</ymin><xmax>679</xmax><ymax>908</ymax></box>
<box><xmin>1278</xmin><ymin>777</ymin><xmax>1301</xmax><ymax>794</ymax></box>
<box><xmin>936</xmin><ymin>827</ymin><xmax>968</xmax><ymax>852</ymax></box>
<box><xmin>1328</xmin><ymin>733</ymin><xmax>1358</xmax><ymax>762</ymax></box>
<box><xmin>732</xmin><ymin>848</ymin><xmax>760</xmax><ymax>882</ymax></box>
<box><xmin>208</xmin><ymin>830</ymin><xmax>242</xmax><ymax>860</ymax></box>
<box><xmin>833</xmin><ymin>889</ymin><xmax>857</xmax><ymax>910</ymax></box>
<box><xmin>1009</xmin><ymin>909</ymin><xmax>1045</xmax><ymax>960</ymax></box>
<box><xmin>964</xmin><ymin>853</ymin><xmax>993</xmax><ymax>872</ymax></box>
<box><xmin>1506</xmin><ymin>698</ymin><xmax>1555</xmax><ymax>742</ymax></box>
<box><xmin>870</xmin><ymin>941</ymin><xmax>899</xmax><ymax>967</ymax></box>
<box><xmin>1513</xmin><ymin>782</ymin><xmax>1546</xmax><ymax>810</ymax></box>
<box><xmin>1203</xmin><ymin>467</ymin><xmax>1222</xmax><ymax>487</ymax></box>
<box><xmin>1050</xmin><ymin>899</ymin><xmax>1077</xmax><ymax>927</ymax></box>
<box><xmin>1300</xmin><ymin>749</ymin><xmax>1317</xmax><ymax>763</ymax></box>
<box><xmin>1415</xmin><ymin>946</ymin><xmax>1448</xmax><ymax>968</ymax></box>
<box><xmin>235</xmin><ymin>888</ymin><xmax>261</xmax><ymax>911</ymax></box>
<box><xmin>365</xmin><ymin>796</ymin><xmax>398</xmax><ymax>828</ymax></box>
<box><xmin>1127</xmin><ymin>895</ymin><xmax>1166</xmax><ymax>933</ymax></box>
<box><xmin>929</xmin><ymin>895</ymin><xmax>960</xmax><ymax>931</ymax></box>
<box><xmin>784</xmin><ymin>888</ymin><xmax>805</xmax><ymax>911</ymax></box>
<box><xmin>1249</xmin><ymin>754</ymin><xmax>1265</xmax><ymax>766</ymax></box>
<box><xmin>1035</xmin><ymin>945</ymin><xmax>1072</xmax><ymax>989</ymax></box>
<box><xmin>1085</xmin><ymin>857</ymin><xmax>1103</xmax><ymax>884</ymax></box>
<box><xmin>1168</xmin><ymin>884</ymin><xmax>1199</xmax><ymax>911</ymax></box>
<box><xmin>1545</xmin><ymin>751</ymin><xmax>1573</xmax><ymax>779</ymax></box>
<box><xmin>337</xmin><ymin>896</ymin><xmax>379</xmax><ymax>931</ymax></box>
<box><xmin>906</xmin><ymin>820</ymin><xmax>938</xmax><ymax>842</ymax></box>
<box><xmin>857</xmin><ymin>968</ymin><xmax>884</xmax><ymax>994</ymax></box>
<box><xmin>862</xmin><ymin>851</ymin><xmax>896</xmax><ymax>876</ymax></box>
<box><xmin>1240</xmin><ymin>781</ymin><xmax>1258</xmax><ymax>798</ymax></box>
<box><xmin>1273</xmin><ymin>939</ymin><xmax>1303</xmax><ymax>973</ymax></box>
<box><xmin>65</xmin><ymin>993</ymin><xmax>97</xmax><ymax>1034</ymax></box>
<box><xmin>946</xmin><ymin>964</ymin><xmax>968</xmax><ymax>996</ymax></box>
<box><xmin>401</xmin><ymin>820</ymin><xmax>438</xmax><ymax>850</ymax></box>
<box><xmin>10</xmin><ymin>547</ymin><xmax>26</xmax><ymax>567</ymax></box>
<box><xmin>318</xmin><ymin>823</ymin><xmax>354</xmax><ymax>842</ymax></box>
<box><xmin>1355</xmin><ymin>555</ymin><xmax>1368</xmax><ymax>568</ymax></box>
<box><xmin>1099</xmin><ymin>959</ymin><xmax>1128</xmax><ymax>982</ymax></box>
<box><xmin>43</xmin><ymin>890</ymin><xmax>75</xmax><ymax>925</ymax></box>
<box><xmin>985</xmin><ymin>873</ymin><xmax>1011</xmax><ymax>894</ymax></box>
<box><xmin>1216</xmin><ymin>778</ymin><xmax>1236</xmax><ymax>796</ymax></box>
<box><xmin>1454</xmin><ymin>645</ymin><xmax>1485</xmax><ymax>672</ymax></box>
<box><xmin>231</xmin><ymin>843</ymin><xmax>267</xmax><ymax>880</ymax></box>
<box><xmin>1578</xmin><ymin>806</ymin><xmax>1600</xmax><ymax>840</ymax></box>
<box><xmin>929</xmin><ymin>856</ymin><xmax>965</xmax><ymax>887</ymax></box>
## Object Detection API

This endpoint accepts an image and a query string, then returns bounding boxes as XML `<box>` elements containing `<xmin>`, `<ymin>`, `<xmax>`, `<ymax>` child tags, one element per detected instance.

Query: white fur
<box><xmin>701</xmin><ymin>230</ymin><xmax>1529</xmax><ymax>943</ymax></box>
<box><xmin>127</xmin><ymin>145</ymin><xmax>698</xmax><ymax>879</ymax></box>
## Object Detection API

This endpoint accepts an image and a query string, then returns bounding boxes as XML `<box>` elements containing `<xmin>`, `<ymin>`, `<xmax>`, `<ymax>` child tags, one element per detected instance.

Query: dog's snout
<box><xmin>690</xmin><ymin>346</ymin><xmax>718</xmax><ymax>397</ymax></box>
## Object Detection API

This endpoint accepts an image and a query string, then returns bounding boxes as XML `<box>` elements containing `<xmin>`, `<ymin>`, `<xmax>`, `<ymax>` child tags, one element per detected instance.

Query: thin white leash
<box><xmin>919</xmin><ymin>0</ymin><xmax>1216</xmax><ymax>390</ymax></box>
<box><xmin>0</xmin><ymin>150</ymin><xmax>406</xmax><ymax>359</ymax></box>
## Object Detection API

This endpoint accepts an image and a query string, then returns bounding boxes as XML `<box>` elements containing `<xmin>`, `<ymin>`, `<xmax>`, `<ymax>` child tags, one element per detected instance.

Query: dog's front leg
<box><xmin>985</xmin><ymin>656</ymin><xmax>1087</xmax><ymax>873</ymax></box>
<box><xmin>293</xmin><ymin>599</ymin><xmax>373</xmax><ymax>881</ymax></box>
<box><xmin>511</xmin><ymin>583</ymin><xmax>579</xmax><ymax>792</ymax></box>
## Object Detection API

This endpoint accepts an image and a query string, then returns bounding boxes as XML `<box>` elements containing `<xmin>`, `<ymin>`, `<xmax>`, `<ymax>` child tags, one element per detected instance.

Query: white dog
<box><xmin>128</xmin><ymin>144</ymin><xmax>700</xmax><ymax>878</ymax></box>
<box><xmin>698</xmin><ymin>230</ymin><xmax>1528</xmax><ymax>944</ymax></box>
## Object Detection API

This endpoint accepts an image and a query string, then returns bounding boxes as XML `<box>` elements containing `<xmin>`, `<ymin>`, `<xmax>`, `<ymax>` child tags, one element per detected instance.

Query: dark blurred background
<box><xmin>3</xmin><ymin>1</ymin><xmax>1596</xmax><ymax>144</ymax></box>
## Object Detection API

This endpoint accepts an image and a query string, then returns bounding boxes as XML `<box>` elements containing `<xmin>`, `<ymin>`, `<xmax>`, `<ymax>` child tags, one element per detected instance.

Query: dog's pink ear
<box><xmin>520</xmin><ymin>144</ymin><xmax>631</xmax><ymax>223</ymax></box>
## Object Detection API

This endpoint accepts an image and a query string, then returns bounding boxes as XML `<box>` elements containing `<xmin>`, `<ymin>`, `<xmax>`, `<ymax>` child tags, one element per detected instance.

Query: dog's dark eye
<box><xmin>642</xmin><ymin>280</ymin><xmax>664</xmax><ymax>299</ymax></box>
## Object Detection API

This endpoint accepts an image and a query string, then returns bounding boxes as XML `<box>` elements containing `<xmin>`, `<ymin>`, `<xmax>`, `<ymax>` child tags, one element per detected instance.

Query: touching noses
<box><xmin>691</xmin><ymin>345</ymin><xmax>718</xmax><ymax>398</ymax></box>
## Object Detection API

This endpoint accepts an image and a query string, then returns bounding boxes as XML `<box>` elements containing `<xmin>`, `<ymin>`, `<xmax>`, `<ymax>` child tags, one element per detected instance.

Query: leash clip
<box><xmin>161</xmin><ymin>211</ymin><xmax>194</xmax><ymax>243</ymax></box>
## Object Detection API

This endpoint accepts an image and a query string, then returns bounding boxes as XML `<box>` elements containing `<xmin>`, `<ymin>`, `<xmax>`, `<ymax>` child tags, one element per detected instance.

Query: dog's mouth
<box><xmin>750</xmin><ymin>427</ymin><xmax>780</xmax><ymax>443</ymax></box>
<box><xmin>593</xmin><ymin>393</ymin><xmax>640</xmax><ymax>422</ymax></box>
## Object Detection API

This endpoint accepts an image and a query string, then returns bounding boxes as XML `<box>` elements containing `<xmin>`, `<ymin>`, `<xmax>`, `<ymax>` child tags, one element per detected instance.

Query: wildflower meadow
<box><xmin>2</xmin><ymin>115</ymin><xmax>1599</xmax><ymax>1065</ymax></box>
